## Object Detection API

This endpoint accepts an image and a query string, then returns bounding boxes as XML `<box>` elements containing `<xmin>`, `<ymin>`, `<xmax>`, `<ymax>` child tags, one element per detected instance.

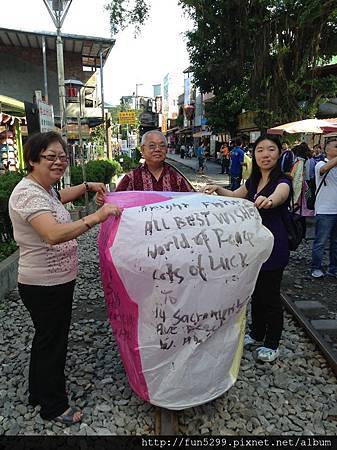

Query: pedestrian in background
<box><xmin>9</xmin><ymin>132</ymin><xmax>121</xmax><ymax>424</ymax></box>
<box><xmin>242</xmin><ymin>149</ymin><xmax>252</xmax><ymax>181</ymax></box>
<box><xmin>291</xmin><ymin>142</ymin><xmax>314</xmax><ymax>237</ymax></box>
<box><xmin>312</xmin><ymin>143</ymin><xmax>325</xmax><ymax>164</ymax></box>
<box><xmin>180</xmin><ymin>143</ymin><xmax>186</xmax><ymax>159</ymax></box>
<box><xmin>219</xmin><ymin>142</ymin><xmax>230</xmax><ymax>174</ymax></box>
<box><xmin>307</xmin><ymin>144</ymin><xmax>325</xmax><ymax>208</ymax></box>
<box><xmin>195</xmin><ymin>142</ymin><xmax>206</xmax><ymax>174</ymax></box>
<box><xmin>311</xmin><ymin>138</ymin><xmax>337</xmax><ymax>278</ymax></box>
<box><xmin>280</xmin><ymin>140</ymin><xmax>294</xmax><ymax>174</ymax></box>
<box><xmin>229</xmin><ymin>138</ymin><xmax>245</xmax><ymax>190</ymax></box>
<box><xmin>204</xmin><ymin>135</ymin><xmax>291</xmax><ymax>362</ymax></box>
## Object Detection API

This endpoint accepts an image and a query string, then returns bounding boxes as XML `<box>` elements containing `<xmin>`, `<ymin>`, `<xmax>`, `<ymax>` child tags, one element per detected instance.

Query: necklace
<box><xmin>28</xmin><ymin>174</ymin><xmax>52</xmax><ymax>194</ymax></box>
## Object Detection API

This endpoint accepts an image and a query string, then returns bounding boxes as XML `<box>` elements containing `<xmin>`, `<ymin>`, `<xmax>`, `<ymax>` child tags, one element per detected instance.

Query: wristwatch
<box><xmin>84</xmin><ymin>181</ymin><xmax>90</xmax><ymax>192</ymax></box>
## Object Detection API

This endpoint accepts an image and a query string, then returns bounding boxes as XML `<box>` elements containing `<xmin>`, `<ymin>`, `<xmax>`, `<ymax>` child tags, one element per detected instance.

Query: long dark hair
<box><xmin>249</xmin><ymin>134</ymin><xmax>291</xmax><ymax>195</ymax></box>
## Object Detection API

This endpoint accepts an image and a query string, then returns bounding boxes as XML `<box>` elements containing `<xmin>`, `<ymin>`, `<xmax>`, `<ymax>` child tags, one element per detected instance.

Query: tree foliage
<box><xmin>179</xmin><ymin>0</ymin><xmax>337</xmax><ymax>131</ymax></box>
<box><xmin>105</xmin><ymin>0</ymin><xmax>150</xmax><ymax>35</ymax></box>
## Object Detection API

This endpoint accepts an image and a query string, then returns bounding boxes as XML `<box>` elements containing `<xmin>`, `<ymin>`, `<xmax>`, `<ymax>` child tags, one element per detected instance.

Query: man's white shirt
<box><xmin>315</xmin><ymin>161</ymin><xmax>337</xmax><ymax>214</ymax></box>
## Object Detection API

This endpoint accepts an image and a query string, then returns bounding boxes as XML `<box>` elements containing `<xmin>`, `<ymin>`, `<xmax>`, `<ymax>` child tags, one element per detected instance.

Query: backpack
<box><xmin>282</xmin><ymin>188</ymin><xmax>305</xmax><ymax>251</ymax></box>
<box><xmin>280</xmin><ymin>150</ymin><xmax>295</xmax><ymax>173</ymax></box>
<box><xmin>305</xmin><ymin>170</ymin><xmax>329</xmax><ymax>210</ymax></box>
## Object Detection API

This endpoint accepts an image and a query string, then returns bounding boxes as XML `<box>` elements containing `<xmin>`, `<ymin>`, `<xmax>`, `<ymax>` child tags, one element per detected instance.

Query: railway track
<box><xmin>155</xmin><ymin>408</ymin><xmax>179</xmax><ymax>435</ymax></box>
<box><xmin>281</xmin><ymin>292</ymin><xmax>337</xmax><ymax>377</ymax></box>
<box><xmin>154</xmin><ymin>293</ymin><xmax>337</xmax><ymax>435</ymax></box>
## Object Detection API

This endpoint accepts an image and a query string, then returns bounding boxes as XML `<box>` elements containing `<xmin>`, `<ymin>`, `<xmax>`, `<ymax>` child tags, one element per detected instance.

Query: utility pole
<box><xmin>43</xmin><ymin>0</ymin><xmax>72</xmax><ymax>187</ymax></box>
<box><xmin>100</xmin><ymin>49</ymin><xmax>110</xmax><ymax>160</ymax></box>
<box><xmin>135</xmin><ymin>83</ymin><xmax>143</xmax><ymax>110</ymax></box>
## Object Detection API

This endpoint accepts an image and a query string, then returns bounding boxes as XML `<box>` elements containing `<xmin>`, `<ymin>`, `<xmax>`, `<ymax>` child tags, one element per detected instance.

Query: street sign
<box><xmin>38</xmin><ymin>100</ymin><xmax>55</xmax><ymax>132</ymax></box>
<box><xmin>119</xmin><ymin>111</ymin><xmax>136</xmax><ymax>125</ymax></box>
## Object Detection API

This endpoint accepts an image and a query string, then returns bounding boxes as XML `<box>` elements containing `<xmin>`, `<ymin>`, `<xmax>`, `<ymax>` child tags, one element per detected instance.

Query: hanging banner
<box><xmin>184</xmin><ymin>77</ymin><xmax>191</xmax><ymax>106</ymax></box>
<box><xmin>161</xmin><ymin>114</ymin><xmax>167</xmax><ymax>133</ymax></box>
<box><xmin>99</xmin><ymin>192</ymin><xmax>273</xmax><ymax>409</ymax></box>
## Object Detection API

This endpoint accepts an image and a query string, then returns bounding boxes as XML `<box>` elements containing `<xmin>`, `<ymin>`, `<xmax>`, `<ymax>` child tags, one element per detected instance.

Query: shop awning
<box><xmin>166</xmin><ymin>127</ymin><xmax>179</xmax><ymax>134</ymax></box>
<box><xmin>176</xmin><ymin>127</ymin><xmax>193</xmax><ymax>134</ymax></box>
<box><xmin>0</xmin><ymin>27</ymin><xmax>115</xmax><ymax>68</ymax></box>
<box><xmin>0</xmin><ymin>95</ymin><xmax>25</xmax><ymax>116</ymax></box>
<box><xmin>193</xmin><ymin>131</ymin><xmax>212</xmax><ymax>138</ymax></box>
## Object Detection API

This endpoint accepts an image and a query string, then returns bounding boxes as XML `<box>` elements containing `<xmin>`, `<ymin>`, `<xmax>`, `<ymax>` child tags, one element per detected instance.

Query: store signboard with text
<box><xmin>119</xmin><ymin>111</ymin><xmax>136</xmax><ymax>125</ymax></box>
<box><xmin>38</xmin><ymin>101</ymin><xmax>55</xmax><ymax>132</ymax></box>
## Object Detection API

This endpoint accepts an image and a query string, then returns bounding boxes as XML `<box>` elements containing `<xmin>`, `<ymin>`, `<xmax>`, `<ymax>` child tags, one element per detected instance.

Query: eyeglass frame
<box><xmin>144</xmin><ymin>143</ymin><xmax>168</xmax><ymax>151</ymax></box>
<box><xmin>40</xmin><ymin>154</ymin><xmax>69</xmax><ymax>163</ymax></box>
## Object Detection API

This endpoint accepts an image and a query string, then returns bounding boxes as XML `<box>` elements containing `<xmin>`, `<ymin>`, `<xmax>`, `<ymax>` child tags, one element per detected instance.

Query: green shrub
<box><xmin>134</xmin><ymin>147</ymin><xmax>142</xmax><ymax>163</ymax></box>
<box><xmin>0</xmin><ymin>240</ymin><xmax>17</xmax><ymax>262</ymax></box>
<box><xmin>70</xmin><ymin>159</ymin><xmax>123</xmax><ymax>186</ymax></box>
<box><xmin>0</xmin><ymin>172</ymin><xmax>24</xmax><ymax>200</ymax></box>
<box><xmin>69</xmin><ymin>166</ymin><xmax>83</xmax><ymax>186</ymax></box>
<box><xmin>0</xmin><ymin>172</ymin><xmax>24</xmax><ymax>243</ymax></box>
<box><xmin>112</xmin><ymin>154</ymin><xmax>139</xmax><ymax>172</ymax></box>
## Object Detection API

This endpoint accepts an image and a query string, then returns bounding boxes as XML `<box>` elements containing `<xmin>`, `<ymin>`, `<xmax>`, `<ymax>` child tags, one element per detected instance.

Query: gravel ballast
<box><xmin>1</xmin><ymin>223</ymin><xmax>337</xmax><ymax>436</ymax></box>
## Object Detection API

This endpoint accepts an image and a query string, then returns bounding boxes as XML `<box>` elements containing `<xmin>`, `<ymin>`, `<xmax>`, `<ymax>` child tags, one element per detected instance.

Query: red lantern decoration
<box><xmin>184</xmin><ymin>104</ymin><xmax>195</xmax><ymax>120</ymax></box>
<box><xmin>64</xmin><ymin>80</ymin><xmax>84</xmax><ymax>103</ymax></box>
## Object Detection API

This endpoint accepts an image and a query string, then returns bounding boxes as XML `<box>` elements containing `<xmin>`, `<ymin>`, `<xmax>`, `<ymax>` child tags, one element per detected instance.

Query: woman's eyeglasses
<box><xmin>40</xmin><ymin>154</ymin><xmax>69</xmax><ymax>163</ymax></box>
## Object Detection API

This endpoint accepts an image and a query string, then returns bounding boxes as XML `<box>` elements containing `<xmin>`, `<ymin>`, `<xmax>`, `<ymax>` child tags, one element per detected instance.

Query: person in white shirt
<box><xmin>311</xmin><ymin>138</ymin><xmax>337</xmax><ymax>278</ymax></box>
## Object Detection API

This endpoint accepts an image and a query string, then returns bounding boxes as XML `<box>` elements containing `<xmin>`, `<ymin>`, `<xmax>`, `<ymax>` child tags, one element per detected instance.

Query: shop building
<box><xmin>0</xmin><ymin>27</ymin><xmax>114</xmax><ymax>152</ymax></box>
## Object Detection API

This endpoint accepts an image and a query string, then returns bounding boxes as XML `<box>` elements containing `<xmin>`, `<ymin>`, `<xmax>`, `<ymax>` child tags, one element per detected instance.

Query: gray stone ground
<box><xmin>1</xmin><ymin>191</ymin><xmax>337</xmax><ymax>436</ymax></box>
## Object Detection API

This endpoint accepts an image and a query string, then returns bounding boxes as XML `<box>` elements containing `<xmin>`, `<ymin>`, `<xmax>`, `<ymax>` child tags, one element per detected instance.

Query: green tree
<box><xmin>179</xmin><ymin>0</ymin><xmax>337</xmax><ymax>131</ymax></box>
<box><xmin>90</xmin><ymin>125</ymin><xmax>105</xmax><ymax>158</ymax></box>
<box><xmin>105</xmin><ymin>0</ymin><xmax>150</xmax><ymax>35</ymax></box>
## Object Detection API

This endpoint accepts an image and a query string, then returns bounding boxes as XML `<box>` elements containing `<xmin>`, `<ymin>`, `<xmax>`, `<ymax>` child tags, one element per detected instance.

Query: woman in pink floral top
<box><xmin>9</xmin><ymin>132</ymin><xmax>121</xmax><ymax>424</ymax></box>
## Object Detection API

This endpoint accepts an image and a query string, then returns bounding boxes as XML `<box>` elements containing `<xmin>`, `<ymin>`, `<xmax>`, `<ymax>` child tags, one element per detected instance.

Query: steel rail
<box><xmin>155</xmin><ymin>407</ymin><xmax>179</xmax><ymax>435</ymax></box>
<box><xmin>281</xmin><ymin>293</ymin><xmax>337</xmax><ymax>377</ymax></box>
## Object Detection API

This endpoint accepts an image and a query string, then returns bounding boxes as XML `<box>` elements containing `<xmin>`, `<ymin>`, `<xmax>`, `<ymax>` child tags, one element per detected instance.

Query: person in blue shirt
<box><xmin>280</xmin><ymin>141</ymin><xmax>294</xmax><ymax>174</ymax></box>
<box><xmin>307</xmin><ymin>143</ymin><xmax>326</xmax><ymax>206</ymax></box>
<box><xmin>230</xmin><ymin>138</ymin><xmax>245</xmax><ymax>190</ymax></box>
<box><xmin>312</xmin><ymin>144</ymin><xmax>325</xmax><ymax>164</ymax></box>
<box><xmin>195</xmin><ymin>143</ymin><xmax>206</xmax><ymax>174</ymax></box>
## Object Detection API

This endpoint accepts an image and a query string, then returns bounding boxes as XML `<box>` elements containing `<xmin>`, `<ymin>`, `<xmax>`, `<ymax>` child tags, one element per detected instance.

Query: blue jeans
<box><xmin>230</xmin><ymin>173</ymin><xmax>242</xmax><ymax>191</ymax></box>
<box><xmin>312</xmin><ymin>214</ymin><xmax>337</xmax><ymax>274</ymax></box>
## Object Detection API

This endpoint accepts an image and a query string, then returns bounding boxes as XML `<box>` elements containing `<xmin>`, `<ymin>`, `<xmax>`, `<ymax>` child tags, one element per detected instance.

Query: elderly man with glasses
<box><xmin>115</xmin><ymin>130</ymin><xmax>194</xmax><ymax>192</ymax></box>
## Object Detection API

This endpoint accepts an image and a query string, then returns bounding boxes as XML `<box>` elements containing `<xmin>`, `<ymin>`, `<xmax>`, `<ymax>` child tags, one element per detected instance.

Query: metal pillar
<box><xmin>41</xmin><ymin>36</ymin><xmax>49</xmax><ymax>103</ymax></box>
<box><xmin>78</xmin><ymin>89</ymin><xmax>88</xmax><ymax>212</ymax></box>
<box><xmin>56</xmin><ymin>26</ymin><xmax>70</xmax><ymax>186</ymax></box>
<box><xmin>99</xmin><ymin>49</ymin><xmax>109</xmax><ymax>159</ymax></box>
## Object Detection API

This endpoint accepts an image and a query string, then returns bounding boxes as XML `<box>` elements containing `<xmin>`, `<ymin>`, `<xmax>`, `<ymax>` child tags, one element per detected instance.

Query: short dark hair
<box><xmin>325</xmin><ymin>137</ymin><xmax>337</xmax><ymax>149</ymax></box>
<box><xmin>24</xmin><ymin>131</ymin><xmax>67</xmax><ymax>172</ymax></box>
<box><xmin>292</xmin><ymin>142</ymin><xmax>311</xmax><ymax>160</ymax></box>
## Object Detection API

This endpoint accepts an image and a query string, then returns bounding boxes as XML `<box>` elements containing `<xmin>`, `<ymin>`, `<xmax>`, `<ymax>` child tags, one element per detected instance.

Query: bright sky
<box><xmin>1</xmin><ymin>0</ymin><xmax>192</xmax><ymax>105</ymax></box>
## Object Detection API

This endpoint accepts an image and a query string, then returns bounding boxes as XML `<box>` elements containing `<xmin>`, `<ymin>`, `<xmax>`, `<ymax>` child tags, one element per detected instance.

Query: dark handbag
<box><xmin>282</xmin><ymin>188</ymin><xmax>305</xmax><ymax>251</ymax></box>
<box><xmin>286</xmin><ymin>213</ymin><xmax>304</xmax><ymax>251</ymax></box>
<box><xmin>306</xmin><ymin>170</ymin><xmax>329</xmax><ymax>210</ymax></box>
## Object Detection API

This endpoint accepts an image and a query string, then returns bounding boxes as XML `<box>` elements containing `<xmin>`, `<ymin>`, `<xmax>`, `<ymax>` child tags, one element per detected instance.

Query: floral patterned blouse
<box><xmin>9</xmin><ymin>178</ymin><xmax>78</xmax><ymax>286</ymax></box>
